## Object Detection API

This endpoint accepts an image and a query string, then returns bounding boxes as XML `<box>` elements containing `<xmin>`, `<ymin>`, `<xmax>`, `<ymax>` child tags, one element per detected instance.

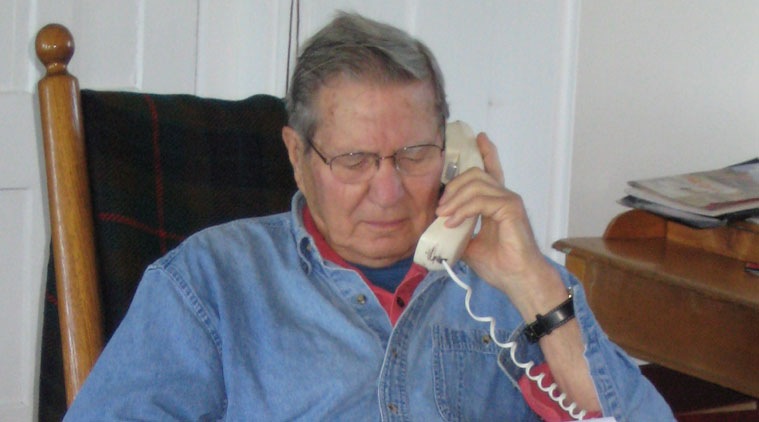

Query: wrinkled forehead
<box><xmin>312</xmin><ymin>75</ymin><xmax>440</xmax><ymax>135</ymax></box>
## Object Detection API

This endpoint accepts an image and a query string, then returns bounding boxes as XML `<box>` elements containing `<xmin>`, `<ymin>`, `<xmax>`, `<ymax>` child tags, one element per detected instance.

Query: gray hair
<box><xmin>285</xmin><ymin>12</ymin><xmax>449</xmax><ymax>143</ymax></box>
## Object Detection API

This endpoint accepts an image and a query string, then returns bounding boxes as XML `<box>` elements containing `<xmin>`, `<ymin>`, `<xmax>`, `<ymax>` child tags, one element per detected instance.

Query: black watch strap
<box><xmin>524</xmin><ymin>288</ymin><xmax>575</xmax><ymax>343</ymax></box>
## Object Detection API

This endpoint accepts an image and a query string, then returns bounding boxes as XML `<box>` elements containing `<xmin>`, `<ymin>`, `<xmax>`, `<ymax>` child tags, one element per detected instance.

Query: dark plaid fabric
<box><xmin>39</xmin><ymin>91</ymin><xmax>296</xmax><ymax>421</ymax></box>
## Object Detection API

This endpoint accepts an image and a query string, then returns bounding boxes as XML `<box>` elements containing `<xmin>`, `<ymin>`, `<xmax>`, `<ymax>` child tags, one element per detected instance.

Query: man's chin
<box><xmin>350</xmin><ymin>242</ymin><xmax>416</xmax><ymax>267</ymax></box>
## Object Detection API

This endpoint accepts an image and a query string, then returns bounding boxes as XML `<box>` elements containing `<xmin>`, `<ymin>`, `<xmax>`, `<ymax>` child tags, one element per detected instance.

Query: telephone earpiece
<box><xmin>413</xmin><ymin>121</ymin><xmax>484</xmax><ymax>270</ymax></box>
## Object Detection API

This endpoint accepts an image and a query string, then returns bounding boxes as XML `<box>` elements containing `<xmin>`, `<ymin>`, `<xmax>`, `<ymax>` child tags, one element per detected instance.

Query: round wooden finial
<box><xmin>35</xmin><ymin>23</ymin><xmax>75</xmax><ymax>75</ymax></box>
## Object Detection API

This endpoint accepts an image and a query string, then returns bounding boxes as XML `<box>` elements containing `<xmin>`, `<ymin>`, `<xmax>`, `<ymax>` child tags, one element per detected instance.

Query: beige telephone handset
<box><xmin>413</xmin><ymin>121</ymin><xmax>484</xmax><ymax>270</ymax></box>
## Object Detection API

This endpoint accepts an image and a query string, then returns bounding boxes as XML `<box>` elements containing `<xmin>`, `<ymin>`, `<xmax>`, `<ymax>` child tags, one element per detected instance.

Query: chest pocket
<box><xmin>432</xmin><ymin>325</ymin><xmax>539</xmax><ymax>422</ymax></box>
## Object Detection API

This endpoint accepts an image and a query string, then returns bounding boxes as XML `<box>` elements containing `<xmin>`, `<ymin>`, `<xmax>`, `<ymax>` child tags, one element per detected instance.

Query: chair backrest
<box><xmin>35</xmin><ymin>24</ymin><xmax>297</xmax><ymax>419</ymax></box>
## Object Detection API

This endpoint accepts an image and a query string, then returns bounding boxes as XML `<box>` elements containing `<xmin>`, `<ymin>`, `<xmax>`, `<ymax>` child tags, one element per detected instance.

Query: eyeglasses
<box><xmin>305</xmin><ymin>137</ymin><xmax>445</xmax><ymax>184</ymax></box>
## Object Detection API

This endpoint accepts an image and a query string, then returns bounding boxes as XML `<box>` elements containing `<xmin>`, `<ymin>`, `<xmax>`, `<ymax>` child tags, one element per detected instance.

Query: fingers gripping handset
<box><xmin>413</xmin><ymin>121</ymin><xmax>484</xmax><ymax>271</ymax></box>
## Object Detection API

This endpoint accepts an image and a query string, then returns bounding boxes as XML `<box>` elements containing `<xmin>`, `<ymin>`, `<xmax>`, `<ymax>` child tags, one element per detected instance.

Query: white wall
<box><xmin>0</xmin><ymin>1</ymin><xmax>576</xmax><ymax>419</ymax></box>
<box><xmin>1</xmin><ymin>1</ymin><xmax>48</xmax><ymax>420</ymax></box>
<box><xmin>570</xmin><ymin>1</ymin><xmax>759</xmax><ymax>236</ymax></box>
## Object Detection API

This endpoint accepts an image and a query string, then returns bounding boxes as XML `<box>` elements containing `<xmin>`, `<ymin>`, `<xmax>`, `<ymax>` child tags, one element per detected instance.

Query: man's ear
<box><xmin>282</xmin><ymin>126</ymin><xmax>305</xmax><ymax>189</ymax></box>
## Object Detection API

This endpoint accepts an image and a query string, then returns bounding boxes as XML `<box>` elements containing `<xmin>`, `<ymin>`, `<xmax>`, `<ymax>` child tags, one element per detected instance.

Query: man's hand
<box><xmin>436</xmin><ymin>132</ymin><xmax>565</xmax><ymax>317</ymax></box>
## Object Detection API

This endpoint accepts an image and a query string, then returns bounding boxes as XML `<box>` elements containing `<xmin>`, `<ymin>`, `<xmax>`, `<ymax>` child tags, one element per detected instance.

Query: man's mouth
<box><xmin>364</xmin><ymin>218</ymin><xmax>406</xmax><ymax>230</ymax></box>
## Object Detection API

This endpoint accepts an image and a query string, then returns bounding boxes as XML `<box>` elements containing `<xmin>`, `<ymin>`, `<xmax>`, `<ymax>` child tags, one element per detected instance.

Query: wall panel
<box><xmin>0</xmin><ymin>90</ymin><xmax>46</xmax><ymax>421</ymax></box>
<box><xmin>142</xmin><ymin>0</ymin><xmax>200</xmax><ymax>93</ymax></box>
<box><xmin>0</xmin><ymin>0</ymin><xmax>33</xmax><ymax>90</ymax></box>
<box><xmin>197</xmin><ymin>0</ymin><xmax>287</xmax><ymax>98</ymax></box>
<box><xmin>0</xmin><ymin>190</ymin><xmax>32</xmax><ymax>405</ymax></box>
<box><xmin>69</xmin><ymin>2</ymin><xmax>143</xmax><ymax>89</ymax></box>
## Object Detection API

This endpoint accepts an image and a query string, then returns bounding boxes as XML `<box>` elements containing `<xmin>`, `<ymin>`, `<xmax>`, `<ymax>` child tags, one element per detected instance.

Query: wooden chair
<box><xmin>35</xmin><ymin>24</ymin><xmax>297</xmax><ymax>420</ymax></box>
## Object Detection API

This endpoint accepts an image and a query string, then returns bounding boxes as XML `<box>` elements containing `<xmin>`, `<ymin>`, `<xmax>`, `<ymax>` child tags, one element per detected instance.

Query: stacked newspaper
<box><xmin>620</xmin><ymin>158</ymin><xmax>759</xmax><ymax>228</ymax></box>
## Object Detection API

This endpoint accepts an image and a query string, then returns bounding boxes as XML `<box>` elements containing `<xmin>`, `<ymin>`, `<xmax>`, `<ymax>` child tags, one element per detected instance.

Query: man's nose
<box><xmin>368</xmin><ymin>157</ymin><xmax>405</xmax><ymax>206</ymax></box>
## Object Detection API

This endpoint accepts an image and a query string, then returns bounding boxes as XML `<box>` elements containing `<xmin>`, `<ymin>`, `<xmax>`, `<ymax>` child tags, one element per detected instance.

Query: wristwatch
<box><xmin>524</xmin><ymin>288</ymin><xmax>575</xmax><ymax>343</ymax></box>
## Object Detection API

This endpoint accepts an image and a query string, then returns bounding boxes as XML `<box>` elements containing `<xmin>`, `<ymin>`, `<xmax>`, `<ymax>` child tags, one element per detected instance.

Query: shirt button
<box><xmin>395</xmin><ymin>296</ymin><xmax>405</xmax><ymax>307</ymax></box>
<box><xmin>356</xmin><ymin>294</ymin><xmax>367</xmax><ymax>305</ymax></box>
<box><xmin>387</xmin><ymin>403</ymin><xmax>399</xmax><ymax>414</ymax></box>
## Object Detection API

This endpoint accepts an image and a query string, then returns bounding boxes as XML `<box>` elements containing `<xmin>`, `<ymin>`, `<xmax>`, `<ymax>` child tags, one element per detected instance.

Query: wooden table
<box><xmin>553</xmin><ymin>210</ymin><xmax>759</xmax><ymax>398</ymax></box>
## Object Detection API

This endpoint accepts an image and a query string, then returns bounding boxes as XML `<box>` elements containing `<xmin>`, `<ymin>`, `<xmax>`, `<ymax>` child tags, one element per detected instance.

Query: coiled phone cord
<box><xmin>442</xmin><ymin>260</ymin><xmax>588</xmax><ymax>420</ymax></box>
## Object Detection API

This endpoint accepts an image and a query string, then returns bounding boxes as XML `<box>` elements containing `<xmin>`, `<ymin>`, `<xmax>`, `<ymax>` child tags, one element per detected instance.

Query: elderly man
<box><xmin>65</xmin><ymin>12</ymin><xmax>673</xmax><ymax>421</ymax></box>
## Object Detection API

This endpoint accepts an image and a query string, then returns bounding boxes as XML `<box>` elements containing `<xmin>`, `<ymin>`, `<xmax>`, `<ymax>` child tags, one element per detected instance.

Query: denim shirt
<box><xmin>65</xmin><ymin>193</ymin><xmax>673</xmax><ymax>421</ymax></box>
